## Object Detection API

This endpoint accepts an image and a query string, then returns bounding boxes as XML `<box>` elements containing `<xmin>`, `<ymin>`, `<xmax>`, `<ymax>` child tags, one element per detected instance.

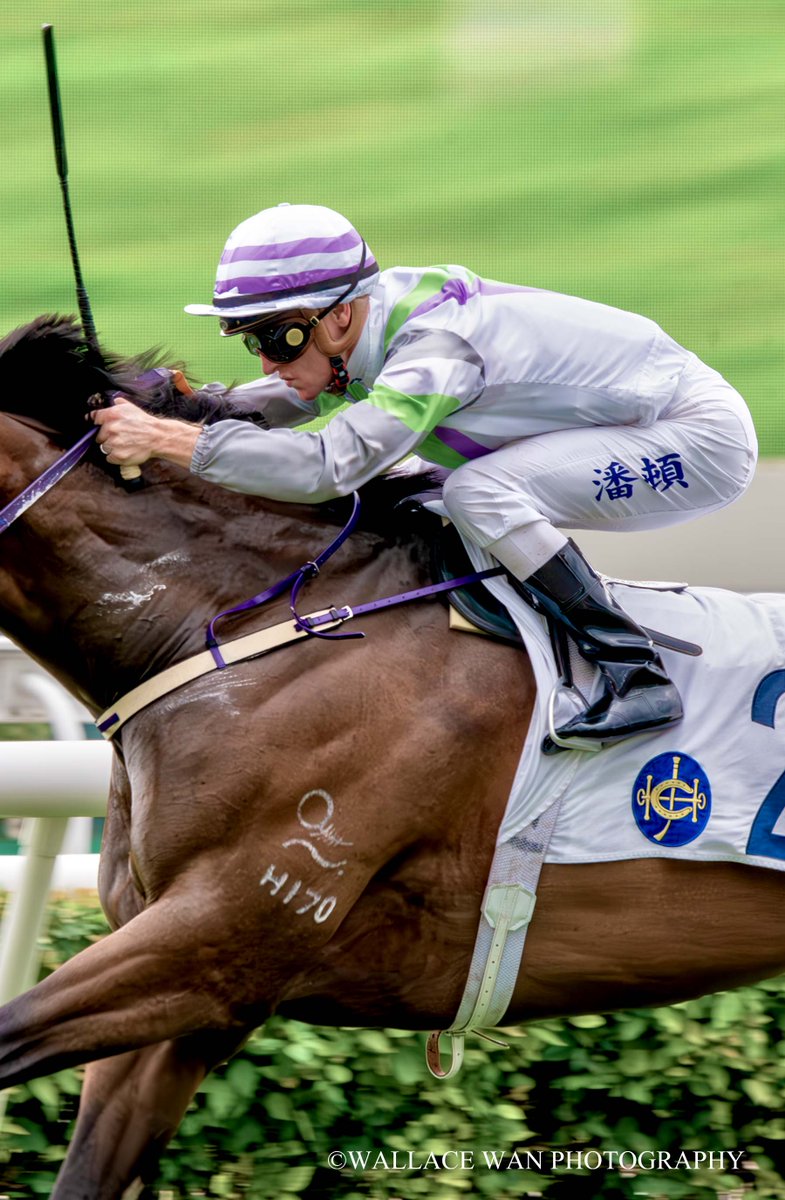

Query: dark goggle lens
<box><xmin>241</xmin><ymin>320</ymin><xmax>312</xmax><ymax>363</ymax></box>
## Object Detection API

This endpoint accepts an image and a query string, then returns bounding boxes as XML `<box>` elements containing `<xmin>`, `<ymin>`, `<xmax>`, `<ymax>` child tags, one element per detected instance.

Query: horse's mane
<box><xmin>0</xmin><ymin>314</ymin><xmax>442</xmax><ymax>540</ymax></box>
<box><xmin>0</xmin><ymin>314</ymin><xmax>238</xmax><ymax>433</ymax></box>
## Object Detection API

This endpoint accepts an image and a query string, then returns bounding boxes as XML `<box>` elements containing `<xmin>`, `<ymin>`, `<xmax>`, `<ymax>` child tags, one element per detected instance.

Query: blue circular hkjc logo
<box><xmin>632</xmin><ymin>751</ymin><xmax>712</xmax><ymax>847</ymax></box>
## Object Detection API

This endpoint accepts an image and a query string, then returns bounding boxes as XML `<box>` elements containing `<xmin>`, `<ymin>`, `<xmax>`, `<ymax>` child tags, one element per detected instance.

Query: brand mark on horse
<box><xmin>281</xmin><ymin>788</ymin><xmax>354</xmax><ymax>874</ymax></box>
<box><xmin>259</xmin><ymin>863</ymin><xmax>337</xmax><ymax>924</ymax></box>
<box><xmin>258</xmin><ymin>790</ymin><xmax>352</xmax><ymax>923</ymax></box>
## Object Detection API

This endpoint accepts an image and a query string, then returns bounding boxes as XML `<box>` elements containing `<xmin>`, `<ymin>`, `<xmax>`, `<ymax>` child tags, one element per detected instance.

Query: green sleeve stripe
<box><xmin>384</xmin><ymin>267</ymin><xmax>462</xmax><ymax>352</ymax></box>
<box><xmin>367</xmin><ymin>381</ymin><xmax>460</xmax><ymax>434</ymax></box>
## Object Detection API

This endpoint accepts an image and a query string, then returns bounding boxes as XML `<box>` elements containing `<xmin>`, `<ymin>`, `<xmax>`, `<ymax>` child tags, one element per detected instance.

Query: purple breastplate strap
<box><xmin>206</xmin><ymin>491</ymin><xmax>504</xmax><ymax>669</ymax></box>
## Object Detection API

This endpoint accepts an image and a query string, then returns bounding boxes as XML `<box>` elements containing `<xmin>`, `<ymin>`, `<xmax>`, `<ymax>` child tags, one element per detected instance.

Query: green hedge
<box><xmin>2</xmin><ymin>898</ymin><xmax>785</xmax><ymax>1198</ymax></box>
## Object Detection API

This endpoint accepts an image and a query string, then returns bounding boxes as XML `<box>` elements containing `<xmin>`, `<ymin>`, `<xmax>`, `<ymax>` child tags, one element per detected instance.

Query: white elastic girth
<box><xmin>425</xmin><ymin>790</ymin><xmax>566</xmax><ymax>1080</ymax></box>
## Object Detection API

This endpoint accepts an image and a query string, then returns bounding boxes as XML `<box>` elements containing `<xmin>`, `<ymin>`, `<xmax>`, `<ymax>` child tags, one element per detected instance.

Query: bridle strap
<box><xmin>97</xmin><ymin>564</ymin><xmax>508</xmax><ymax>739</ymax></box>
<box><xmin>0</xmin><ymin>427</ymin><xmax>97</xmax><ymax>533</ymax></box>
<box><xmin>205</xmin><ymin>492</ymin><xmax>363</xmax><ymax>667</ymax></box>
<box><xmin>293</xmin><ymin>568</ymin><xmax>506</xmax><ymax>631</ymax></box>
<box><xmin>205</xmin><ymin>488</ymin><xmax>507</xmax><ymax>669</ymax></box>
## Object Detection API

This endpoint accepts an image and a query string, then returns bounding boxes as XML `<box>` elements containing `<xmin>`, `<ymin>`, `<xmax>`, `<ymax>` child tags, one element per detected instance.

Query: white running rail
<box><xmin>0</xmin><ymin>636</ymin><xmax>110</xmax><ymax>1003</ymax></box>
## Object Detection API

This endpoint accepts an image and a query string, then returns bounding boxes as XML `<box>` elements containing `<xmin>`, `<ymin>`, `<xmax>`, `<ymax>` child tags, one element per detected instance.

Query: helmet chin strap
<box><xmin>312</xmin><ymin>298</ymin><xmax>365</xmax><ymax>395</ymax></box>
<box><xmin>307</xmin><ymin>240</ymin><xmax>370</xmax><ymax>397</ymax></box>
<box><xmin>326</xmin><ymin>354</ymin><xmax>350</xmax><ymax>395</ymax></box>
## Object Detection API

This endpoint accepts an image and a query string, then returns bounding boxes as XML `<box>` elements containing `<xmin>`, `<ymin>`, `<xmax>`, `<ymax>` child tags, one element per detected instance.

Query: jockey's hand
<box><xmin>91</xmin><ymin>397</ymin><xmax>202</xmax><ymax>470</ymax></box>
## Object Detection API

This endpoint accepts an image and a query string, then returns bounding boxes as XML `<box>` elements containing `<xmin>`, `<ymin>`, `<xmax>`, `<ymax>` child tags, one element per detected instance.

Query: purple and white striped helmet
<box><xmin>185</xmin><ymin>203</ymin><xmax>379</xmax><ymax>321</ymax></box>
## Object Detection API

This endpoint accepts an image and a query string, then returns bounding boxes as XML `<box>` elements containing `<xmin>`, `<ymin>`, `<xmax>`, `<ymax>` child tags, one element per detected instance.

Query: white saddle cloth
<box><xmin>461</xmin><ymin>537</ymin><xmax>785</xmax><ymax>873</ymax></box>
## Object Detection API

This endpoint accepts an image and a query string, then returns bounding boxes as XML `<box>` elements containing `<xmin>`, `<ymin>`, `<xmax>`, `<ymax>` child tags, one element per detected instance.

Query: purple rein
<box><xmin>0</xmin><ymin>428</ymin><xmax>97</xmax><ymax>532</ymax></box>
<box><xmin>205</xmin><ymin>491</ymin><xmax>505</xmax><ymax>669</ymax></box>
<box><xmin>0</xmin><ymin>376</ymin><xmax>169</xmax><ymax>533</ymax></box>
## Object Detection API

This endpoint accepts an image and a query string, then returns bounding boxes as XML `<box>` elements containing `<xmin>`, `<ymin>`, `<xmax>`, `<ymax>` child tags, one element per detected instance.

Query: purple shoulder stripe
<box><xmin>410</xmin><ymin>276</ymin><xmax>546</xmax><ymax>323</ymax></box>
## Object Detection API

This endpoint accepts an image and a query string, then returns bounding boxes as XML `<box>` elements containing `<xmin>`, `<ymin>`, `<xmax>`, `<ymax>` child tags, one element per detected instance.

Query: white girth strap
<box><xmin>425</xmin><ymin>793</ymin><xmax>564</xmax><ymax>1079</ymax></box>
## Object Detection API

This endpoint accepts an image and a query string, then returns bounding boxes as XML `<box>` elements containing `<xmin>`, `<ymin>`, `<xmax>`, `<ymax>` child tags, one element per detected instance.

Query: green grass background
<box><xmin>1</xmin><ymin>0</ymin><xmax>784</xmax><ymax>449</ymax></box>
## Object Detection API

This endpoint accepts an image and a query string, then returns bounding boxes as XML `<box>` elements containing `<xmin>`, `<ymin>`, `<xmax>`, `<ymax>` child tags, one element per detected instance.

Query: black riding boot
<box><xmin>513</xmin><ymin>540</ymin><xmax>683</xmax><ymax>751</ymax></box>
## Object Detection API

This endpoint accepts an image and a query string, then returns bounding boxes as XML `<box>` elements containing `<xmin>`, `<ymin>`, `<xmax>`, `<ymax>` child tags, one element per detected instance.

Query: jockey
<box><xmin>93</xmin><ymin>203</ymin><xmax>758</xmax><ymax>751</ymax></box>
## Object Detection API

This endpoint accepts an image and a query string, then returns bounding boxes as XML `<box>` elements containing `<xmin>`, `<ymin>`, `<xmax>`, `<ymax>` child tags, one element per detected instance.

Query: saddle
<box><xmin>401</xmin><ymin>495</ymin><xmax>702</xmax><ymax>661</ymax></box>
<box><xmin>432</xmin><ymin>522</ymin><xmax>521</xmax><ymax>646</ymax></box>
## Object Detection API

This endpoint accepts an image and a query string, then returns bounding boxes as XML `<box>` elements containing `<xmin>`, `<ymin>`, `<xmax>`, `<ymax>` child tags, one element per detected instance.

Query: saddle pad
<box><xmin>446</xmin><ymin>528</ymin><xmax>785</xmax><ymax>876</ymax></box>
<box><xmin>542</xmin><ymin>586</ymin><xmax>785</xmax><ymax>871</ymax></box>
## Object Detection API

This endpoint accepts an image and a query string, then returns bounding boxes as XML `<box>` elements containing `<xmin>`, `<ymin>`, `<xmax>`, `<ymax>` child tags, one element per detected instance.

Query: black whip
<box><xmin>41</xmin><ymin>23</ymin><xmax>142</xmax><ymax>486</ymax></box>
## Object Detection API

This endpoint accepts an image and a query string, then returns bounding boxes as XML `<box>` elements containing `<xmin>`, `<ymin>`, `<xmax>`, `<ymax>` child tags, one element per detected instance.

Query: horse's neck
<box><xmin>0</xmin><ymin>446</ymin><xmax>424</xmax><ymax>715</ymax></box>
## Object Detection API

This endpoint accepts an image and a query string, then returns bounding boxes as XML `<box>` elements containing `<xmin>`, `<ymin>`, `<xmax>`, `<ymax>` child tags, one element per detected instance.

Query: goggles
<box><xmin>233</xmin><ymin>315</ymin><xmax>317</xmax><ymax>364</ymax></box>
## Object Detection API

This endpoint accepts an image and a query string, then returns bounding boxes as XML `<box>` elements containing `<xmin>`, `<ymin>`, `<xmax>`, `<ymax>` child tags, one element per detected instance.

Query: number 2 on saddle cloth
<box><xmin>748</xmin><ymin>670</ymin><xmax>785</xmax><ymax>861</ymax></box>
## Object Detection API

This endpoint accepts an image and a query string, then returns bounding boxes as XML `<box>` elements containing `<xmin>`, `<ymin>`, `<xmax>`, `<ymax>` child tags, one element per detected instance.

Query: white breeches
<box><xmin>441</xmin><ymin>357</ymin><xmax>758</xmax><ymax>578</ymax></box>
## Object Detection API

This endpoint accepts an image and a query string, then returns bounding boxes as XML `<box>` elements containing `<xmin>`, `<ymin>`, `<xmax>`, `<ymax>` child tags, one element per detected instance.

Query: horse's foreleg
<box><xmin>0</xmin><ymin>894</ymin><xmax>268</xmax><ymax>1090</ymax></box>
<box><xmin>50</xmin><ymin>1029</ymin><xmax>250</xmax><ymax>1200</ymax></box>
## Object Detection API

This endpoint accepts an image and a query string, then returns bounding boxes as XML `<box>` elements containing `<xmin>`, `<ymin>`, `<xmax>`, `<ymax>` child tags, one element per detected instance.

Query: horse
<box><xmin>0</xmin><ymin>315</ymin><xmax>784</xmax><ymax>1199</ymax></box>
